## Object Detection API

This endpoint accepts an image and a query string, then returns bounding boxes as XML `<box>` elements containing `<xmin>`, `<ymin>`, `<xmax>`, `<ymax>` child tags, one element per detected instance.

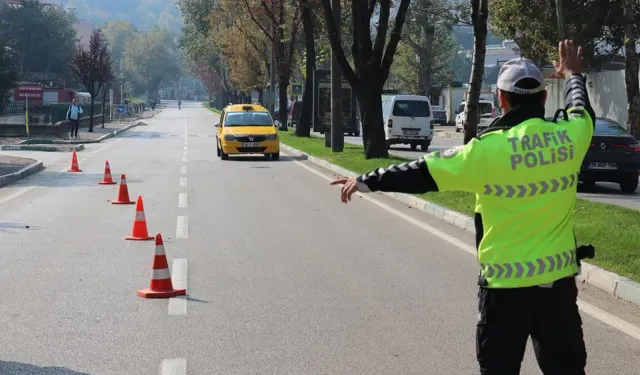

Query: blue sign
<box><xmin>117</xmin><ymin>104</ymin><xmax>125</xmax><ymax>113</ymax></box>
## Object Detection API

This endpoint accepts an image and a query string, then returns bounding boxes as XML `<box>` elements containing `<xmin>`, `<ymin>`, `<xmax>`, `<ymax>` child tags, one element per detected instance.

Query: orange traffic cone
<box><xmin>125</xmin><ymin>196</ymin><xmax>154</xmax><ymax>241</ymax></box>
<box><xmin>68</xmin><ymin>151</ymin><xmax>81</xmax><ymax>172</ymax></box>
<box><xmin>112</xmin><ymin>174</ymin><xmax>134</xmax><ymax>204</ymax></box>
<box><xmin>137</xmin><ymin>233</ymin><xmax>186</xmax><ymax>298</ymax></box>
<box><xmin>98</xmin><ymin>160</ymin><xmax>117</xmax><ymax>185</ymax></box>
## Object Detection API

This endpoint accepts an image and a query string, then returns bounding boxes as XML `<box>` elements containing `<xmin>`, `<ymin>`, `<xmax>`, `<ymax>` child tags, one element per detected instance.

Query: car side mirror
<box><xmin>214</xmin><ymin>122</ymin><xmax>220</xmax><ymax>127</ymax></box>
<box><xmin>454</xmin><ymin>110</ymin><xmax>459</xmax><ymax>114</ymax></box>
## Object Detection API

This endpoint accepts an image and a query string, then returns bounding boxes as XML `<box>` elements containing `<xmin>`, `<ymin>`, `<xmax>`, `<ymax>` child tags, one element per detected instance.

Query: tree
<box><xmin>0</xmin><ymin>41</ymin><xmax>19</xmax><ymax>114</ymax></box>
<box><xmin>393</xmin><ymin>28</ymin><xmax>457</xmax><ymax>94</ymax></box>
<box><xmin>101</xmin><ymin>20</ymin><xmax>138</xmax><ymax>76</ymax></box>
<box><xmin>463</xmin><ymin>0</ymin><xmax>488</xmax><ymax>143</ymax></box>
<box><xmin>321</xmin><ymin>0</ymin><xmax>411</xmax><ymax>159</ymax></box>
<box><xmin>69</xmin><ymin>30</ymin><xmax>114</xmax><ymax>132</ymax></box>
<box><xmin>490</xmin><ymin>0</ymin><xmax>640</xmax><ymax>138</ymax></box>
<box><xmin>121</xmin><ymin>27</ymin><xmax>182</xmax><ymax>99</ymax></box>
<box><xmin>295</xmin><ymin>0</ymin><xmax>318</xmax><ymax>137</ymax></box>
<box><xmin>0</xmin><ymin>0</ymin><xmax>77</xmax><ymax>85</ymax></box>
<box><xmin>242</xmin><ymin>0</ymin><xmax>303</xmax><ymax>129</ymax></box>
<box><xmin>401</xmin><ymin>0</ymin><xmax>466</xmax><ymax>96</ymax></box>
<box><xmin>489</xmin><ymin>0</ymin><xmax>614</xmax><ymax>66</ymax></box>
<box><xmin>209</xmin><ymin>0</ymin><xmax>270</xmax><ymax>99</ymax></box>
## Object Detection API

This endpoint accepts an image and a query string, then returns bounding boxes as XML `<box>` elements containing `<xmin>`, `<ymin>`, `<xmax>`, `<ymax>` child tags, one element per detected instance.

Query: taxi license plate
<box><xmin>242</xmin><ymin>142</ymin><xmax>261</xmax><ymax>147</ymax></box>
<box><xmin>403</xmin><ymin>130</ymin><xmax>419</xmax><ymax>136</ymax></box>
<box><xmin>588</xmin><ymin>162</ymin><xmax>617</xmax><ymax>170</ymax></box>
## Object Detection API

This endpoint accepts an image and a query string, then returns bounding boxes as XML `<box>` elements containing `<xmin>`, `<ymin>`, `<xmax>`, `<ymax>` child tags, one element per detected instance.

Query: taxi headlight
<box><xmin>265</xmin><ymin>134</ymin><xmax>278</xmax><ymax>141</ymax></box>
<box><xmin>224</xmin><ymin>134</ymin><xmax>236</xmax><ymax>141</ymax></box>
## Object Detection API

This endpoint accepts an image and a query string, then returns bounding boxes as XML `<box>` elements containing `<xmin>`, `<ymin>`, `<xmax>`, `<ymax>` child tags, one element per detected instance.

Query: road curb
<box><xmin>1</xmin><ymin>144</ymin><xmax>85</xmax><ymax>152</ymax></box>
<box><xmin>0</xmin><ymin>160</ymin><xmax>44</xmax><ymax>188</ymax></box>
<box><xmin>280</xmin><ymin>142</ymin><xmax>640</xmax><ymax>308</ymax></box>
<box><xmin>95</xmin><ymin>121</ymin><xmax>145</xmax><ymax>142</ymax></box>
<box><xmin>14</xmin><ymin>120</ymin><xmax>146</xmax><ymax>146</ymax></box>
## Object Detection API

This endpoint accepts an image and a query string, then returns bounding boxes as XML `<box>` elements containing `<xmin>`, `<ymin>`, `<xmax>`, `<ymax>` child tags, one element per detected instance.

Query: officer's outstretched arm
<box><xmin>563</xmin><ymin>74</ymin><xmax>595</xmax><ymax>129</ymax></box>
<box><xmin>355</xmin><ymin>141</ymin><xmax>486</xmax><ymax>194</ymax></box>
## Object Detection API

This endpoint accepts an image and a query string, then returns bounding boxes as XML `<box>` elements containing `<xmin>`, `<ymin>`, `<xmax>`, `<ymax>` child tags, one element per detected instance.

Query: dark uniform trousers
<box><xmin>476</xmin><ymin>276</ymin><xmax>587</xmax><ymax>375</ymax></box>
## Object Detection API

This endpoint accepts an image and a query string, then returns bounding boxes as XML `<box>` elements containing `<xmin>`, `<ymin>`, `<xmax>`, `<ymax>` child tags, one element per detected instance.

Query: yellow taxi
<box><xmin>215</xmin><ymin>104</ymin><xmax>280</xmax><ymax>161</ymax></box>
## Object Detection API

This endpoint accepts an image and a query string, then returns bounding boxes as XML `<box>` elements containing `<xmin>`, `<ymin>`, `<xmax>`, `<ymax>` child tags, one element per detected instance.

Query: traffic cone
<box><xmin>68</xmin><ymin>151</ymin><xmax>81</xmax><ymax>172</ymax></box>
<box><xmin>98</xmin><ymin>160</ymin><xmax>117</xmax><ymax>185</ymax></box>
<box><xmin>125</xmin><ymin>196</ymin><xmax>154</xmax><ymax>240</ymax></box>
<box><xmin>111</xmin><ymin>174</ymin><xmax>134</xmax><ymax>204</ymax></box>
<box><xmin>137</xmin><ymin>233</ymin><xmax>186</xmax><ymax>298</ymax></box>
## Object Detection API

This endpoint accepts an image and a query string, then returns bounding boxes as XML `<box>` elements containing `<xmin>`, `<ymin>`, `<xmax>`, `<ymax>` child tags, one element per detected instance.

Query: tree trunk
<box><xmin>278</xmin><ymin>75</ymin><xmax>289</xmax><ymax>130</ymax></box>
<box><xmin>419</xmin><ymin>25</ymin><xmax>435</xmax><ymax>97</ymax></box>
<box><xmin>296</xmin><ymin>0</ymin><xmax>314</xmax><ymax>138</ymax></box>
<box><xmin>624</xmin><ymin>0</ymin><xmax>640</xmax><ymax>138</ymax></box>
<box><xmin>89</xmin><ymin>96</ymin><xmax>95</xmax><ymax>132</ymax></box>
<box><xmin>258</xmin><ymin>88</ymin><xmax>263</xmax><ymax>104</ymax></box>
<box><xmin>464</xmin><ymin>0</ymin><xmax>488</xmax><ymax>144</ymax></box>
<box><xmin>358</xmin><ymin>84</ymin><xmax>388</xmax><ymax>159</ymax></box>
<box><xmin>102</xmin><ymin>89</ymin><xmax>106</xmax><ymax>128</ymax></box>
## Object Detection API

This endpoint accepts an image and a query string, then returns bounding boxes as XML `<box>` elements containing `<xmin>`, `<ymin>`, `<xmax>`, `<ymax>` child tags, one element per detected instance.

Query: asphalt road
<box><xmin>0</xmin><ymin>107</ymin><xmax>639</xmax><ymax>374</ymax></box>
<box><xmin>313</xmin><ymin>126</ymin><xmax>640</xmax><ymax>210</ymax></box>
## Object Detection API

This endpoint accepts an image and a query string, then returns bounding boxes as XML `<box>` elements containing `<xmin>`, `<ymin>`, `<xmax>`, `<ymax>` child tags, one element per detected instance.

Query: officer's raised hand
<box><xmin>552</xmin><ymin>39</ymin><xmax>583</xmax><ymax>78</ymax></box>
<box><xmin>330</xmin><ymin>177</ymin><xmax>358</xmax><ymax>203</ymax></box>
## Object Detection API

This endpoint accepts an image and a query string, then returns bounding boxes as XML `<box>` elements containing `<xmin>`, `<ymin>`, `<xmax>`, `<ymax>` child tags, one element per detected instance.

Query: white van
<box><xmin>382</xmin><ymin>95</ymin><xmax>434</xmax><ymax>151</ymax></box>
<box><xmin>454</xmin><ymin>100</ymin><xmax>498</xmax><ymax>133</ymax></box>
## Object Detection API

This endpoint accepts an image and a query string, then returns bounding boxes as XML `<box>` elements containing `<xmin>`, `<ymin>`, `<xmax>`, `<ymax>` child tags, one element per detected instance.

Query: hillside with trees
<box><xmin>50</xmin><ymin>0</ymin><xmax>182</xmax><ymax>30</ymax></box>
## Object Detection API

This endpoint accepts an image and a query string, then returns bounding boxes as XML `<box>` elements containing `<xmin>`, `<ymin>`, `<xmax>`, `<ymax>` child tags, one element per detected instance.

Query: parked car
<box><xmin>580</xmin><ymin>117</ymin><xmax>640</xmax><ymax>193</ymax></box>
<box><xmin>431</xmin><ymin>106</ymin><xmax>448</xmax><ymax>125</ymax></box>
<box><xmin>545</xmin><ymin>116</ymin><xmax>640</xmax><ymax>193</ymax></box>
<box><xmin>455</xmin><ymin>100</ymin><xmax>498</xmax><ymax>133</ymax></box>
<box><xmin>382</xmin><ymin>95</ymin><xmax>434</xmax><ymax>151</ymax></box>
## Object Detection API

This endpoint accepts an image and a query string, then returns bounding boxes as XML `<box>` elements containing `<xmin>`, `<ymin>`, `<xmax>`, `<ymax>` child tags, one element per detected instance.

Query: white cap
<box><xmin>497</xmin><ymin>58</ymin><xmax>545</xmax><ymax>95</ymax></box>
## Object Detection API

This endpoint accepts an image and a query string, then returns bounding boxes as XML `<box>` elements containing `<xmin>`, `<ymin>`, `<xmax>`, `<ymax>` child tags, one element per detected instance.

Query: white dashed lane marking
<box><xmin>176</xmin><ymin>216</ymin><xmax>189</xmax><ymax>239</ymax></box>
<box><xmin>159</xmin><ymin>358</ymin><xmax>186</xmax><ymax>375</ymax></box>
<box><xmin>180</xmin><ymin>177</ymin><xmax>187</xmax><ymax>187</ymax></box>
<box><xmin>180</xmin><ymin>166</ymin><xmax>187</xmax><ymax>174</ymax></box>
<box><xmin>168</xmin><ymin>259</ymin><xmax>188</xmax><ymax>316</ymax></box>
<box><xmin>178</xmin><ymin>193</ymin><xmax>188</xmax><ymax>208</ymax></box>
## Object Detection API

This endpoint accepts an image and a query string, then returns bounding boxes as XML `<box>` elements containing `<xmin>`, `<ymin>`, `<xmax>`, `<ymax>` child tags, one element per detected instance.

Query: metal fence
<box><xmin>0</xmin><ymin>102</ymin><xmax>107</xmax><ymax>125</ymax></box>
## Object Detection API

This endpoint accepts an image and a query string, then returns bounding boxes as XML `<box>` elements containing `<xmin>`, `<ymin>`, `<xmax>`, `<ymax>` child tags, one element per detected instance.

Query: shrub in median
<box><xmin>279</xmin><ymin>130</ymin><xmax>640</xmax><ymax>283</ymax></box>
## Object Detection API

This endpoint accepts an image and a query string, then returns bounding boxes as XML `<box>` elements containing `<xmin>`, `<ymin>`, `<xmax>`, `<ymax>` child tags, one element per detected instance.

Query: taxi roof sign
<box><xmin>242</xmin><ymin>105</ymin><xmax>253</xmax><ymax>111</ymax></box>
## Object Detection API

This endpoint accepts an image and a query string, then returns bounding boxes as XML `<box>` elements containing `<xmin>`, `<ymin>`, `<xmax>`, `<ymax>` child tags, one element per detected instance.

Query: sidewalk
<box><xmin>0</xmin><ymin>110</ymin><xmax>159</xmax><ymax>145</ymax></box>
<box><xmin>0</xmin><ymin>155</ymin><xmax>43</xmax><ymax>188</ymax></box>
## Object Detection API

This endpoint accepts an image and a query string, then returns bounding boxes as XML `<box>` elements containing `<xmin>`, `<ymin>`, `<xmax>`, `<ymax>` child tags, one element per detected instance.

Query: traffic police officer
<box><xmin>331</xmin><ymin>40</ymin><xmax>595</xmax><ymax>375</ymax></box>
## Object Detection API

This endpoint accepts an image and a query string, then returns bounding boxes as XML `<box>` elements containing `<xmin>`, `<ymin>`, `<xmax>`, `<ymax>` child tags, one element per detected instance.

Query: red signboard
<box><xmin>14</xmin><ymin>86</ymin><xmax>43</xmax><ymax>100</ymax></box>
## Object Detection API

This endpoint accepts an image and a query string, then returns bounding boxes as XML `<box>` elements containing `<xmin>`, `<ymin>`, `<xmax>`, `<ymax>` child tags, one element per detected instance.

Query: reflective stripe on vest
<box><xmin>483</xmin><ymin>172</ymin><xmax>577</xmax><ymax>198</ymax></box>
<box><xmin>480</xmin><ymin>249</ymin><xmax>576</xmax><ymax>281</ymax></box>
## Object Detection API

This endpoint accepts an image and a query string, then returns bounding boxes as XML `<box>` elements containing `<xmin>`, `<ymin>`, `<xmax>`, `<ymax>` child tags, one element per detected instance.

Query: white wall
<box><xmin>545</xmin><ymin>70</ymin><xmax>630</xmax><ymax>128</ymax></box>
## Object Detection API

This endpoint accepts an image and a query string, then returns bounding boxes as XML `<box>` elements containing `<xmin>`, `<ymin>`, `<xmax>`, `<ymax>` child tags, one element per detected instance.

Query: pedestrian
<box><xmin>66</xmin><ymin>99</ymin><xmax>83</xmax><ymax>139</ymax></box>
<box><xmin>178</xmin><ymin>100</ymin><xmax>182</xmax><ymax>110</ymax></box>
<box><xmin>330</xmin><ymin>40</ymin><xmax>594</xmax><ymax>375</ymax></box>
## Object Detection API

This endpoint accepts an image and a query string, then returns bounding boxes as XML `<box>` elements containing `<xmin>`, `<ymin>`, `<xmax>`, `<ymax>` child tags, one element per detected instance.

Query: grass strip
<box><xmin>279</xmin><ymin>130</ymin><xmax>640</xmax><ymax>283</ymax></box>
<box><xmin>204</xmin><ymin>104</ymin><xmax>222</xmax><ymax>115</ymax></box>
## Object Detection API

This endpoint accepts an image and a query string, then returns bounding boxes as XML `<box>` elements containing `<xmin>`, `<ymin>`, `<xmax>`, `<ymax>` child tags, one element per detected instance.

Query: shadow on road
<box><xmin>15</xmin><ymin>171</ymin><xmax>133</xmax><ymax>188</ymax></box>
<box><xmin>0</xmin><ymin>361</ymin><xmax>90</xmax><ymax>375</ymax></box>
<box><xmin>226</xmin><ymin>154</ymin><xmax>307</xmax><ymax>163</ymax></box>
<box><xmin>578</xmin><ymin>182</ymin><xmax>638</xmax><ymax>198</ymax></box>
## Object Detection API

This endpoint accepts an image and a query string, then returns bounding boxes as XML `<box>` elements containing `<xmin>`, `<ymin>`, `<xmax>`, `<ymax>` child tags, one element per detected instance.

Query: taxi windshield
<box><xmin>225</xmin><ymin>112</ymin><xmax>272</xmax><ymax>126</ymax></box>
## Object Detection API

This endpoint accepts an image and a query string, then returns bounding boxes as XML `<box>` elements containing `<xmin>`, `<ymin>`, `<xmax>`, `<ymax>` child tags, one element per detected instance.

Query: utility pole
<box><xmin>330</xmin><ymin>0</ymin><xmax>343</xmax><ymax>152</ymax></box>
<box><xmin>555</xmin><ymin>0</ymin><xmax>564</xmax><ymax>39</ymax></box>
<box><xmin>270</xmin><ymin>0</ymin><xmax>277</xmax><ymax>118</ymax></box>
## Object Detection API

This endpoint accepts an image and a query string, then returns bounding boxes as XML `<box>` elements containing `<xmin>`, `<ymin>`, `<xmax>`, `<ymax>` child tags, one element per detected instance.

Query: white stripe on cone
<box><xmin>155</xmin><ymin>244</ymin><xmax>166</xmax><ymax>255</ymax></box>
<box><xmin>152</xmin><ymin>268</ymin><xmax>171</xmax><ymax>280</ymax></box>
<box><xmin>135</xmin><ymin>211</ymin><xmax>146</xmax><ymax>221</ymax></box>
